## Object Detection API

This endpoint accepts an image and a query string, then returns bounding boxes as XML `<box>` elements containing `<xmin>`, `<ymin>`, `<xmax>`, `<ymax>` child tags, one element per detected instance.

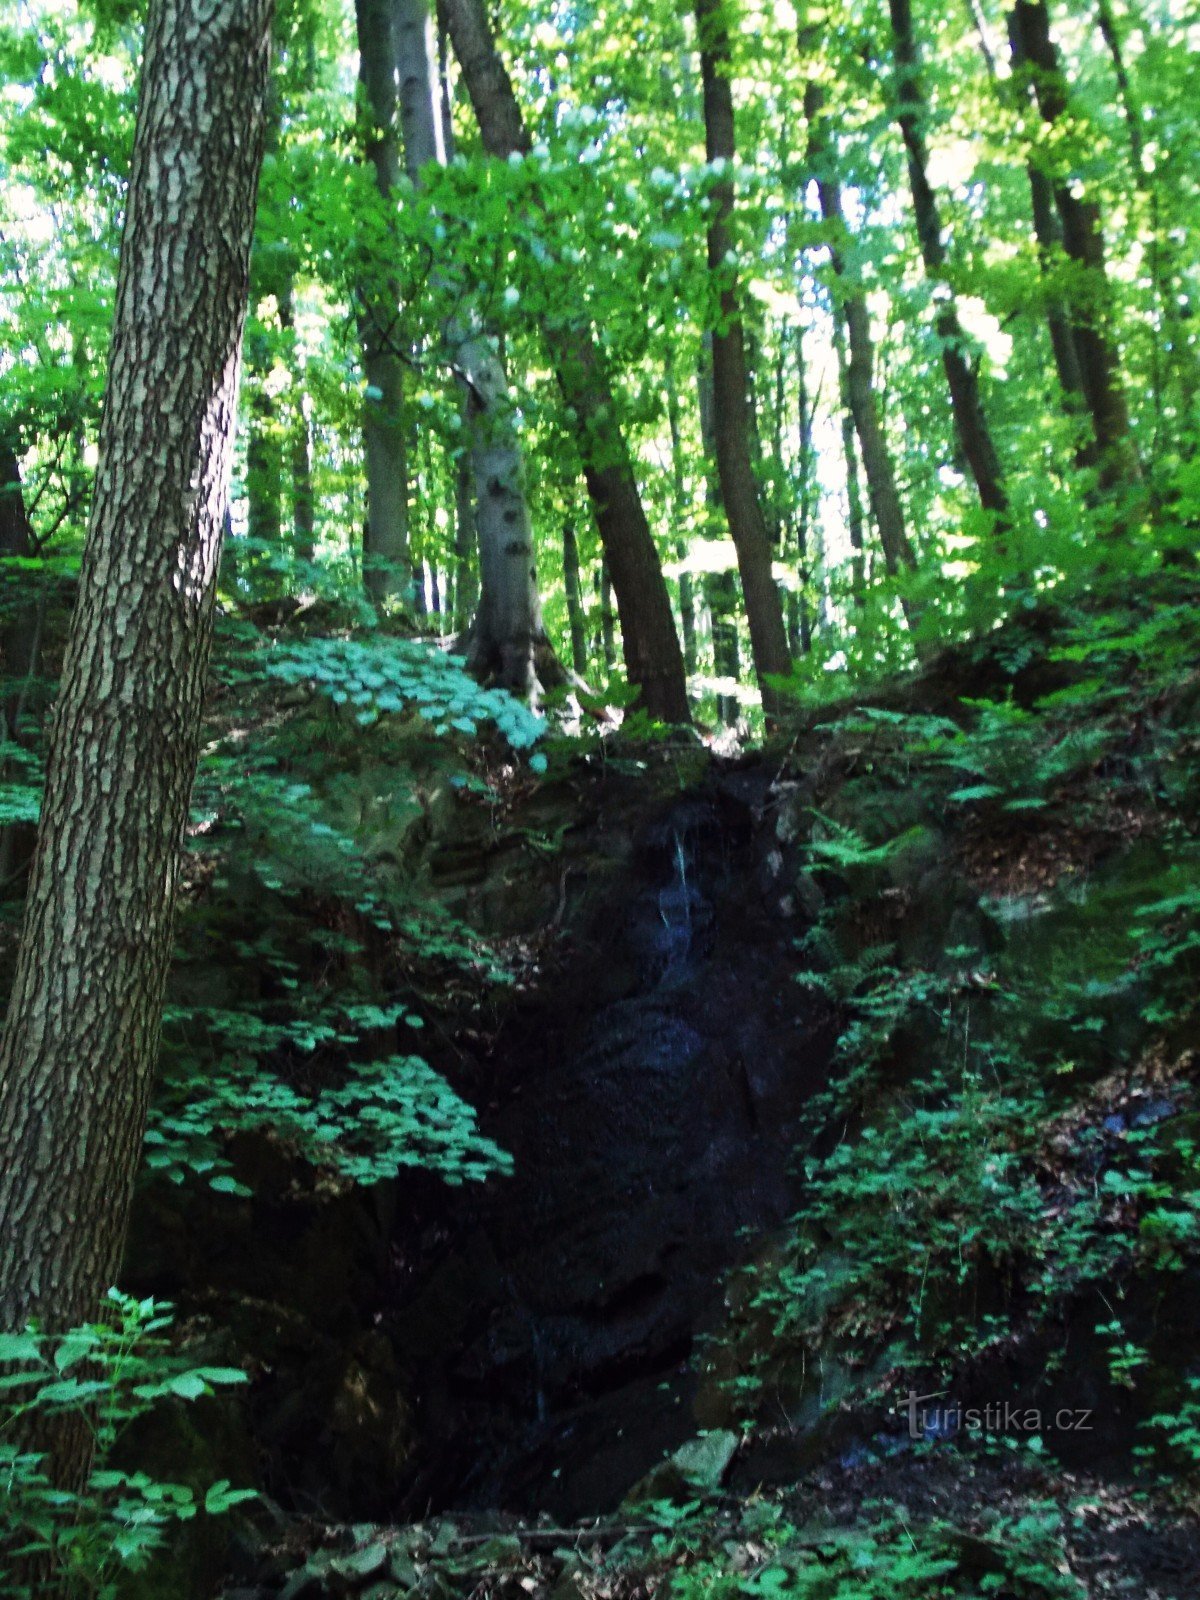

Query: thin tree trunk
<box><xmin>440</xmin><ymin>0</ymin><xmax>688</xmax><ymax>722</ymax></box>
<box><xmin>791</xmin><ymin>328</ymin><xmax>814</xmax><ymax>653</ymax></box>
<box><xmin>695</xmin><ymin>0</ymin><xmax>790</xmax><ymax>714</ymax></box>
<box><xmin>0</xmin><ymin>435</ymin><xmax>43</xmax><ymax>888</ymax></box>
<box><xmin>279</xmin><ymin>287</ymin><xmax>316</xmax><ymax>566</ymax></box>
<box><xmin>1095</xmin><ymin>0</ymin><xmax>1198</xmax><ymax>419</ymax></box>
<box><xmin>356</xmin><ymin>0</ymin><xmax>411</xmax><ymax>605</ymax></box>
<box><xmin>1009</xmin><ymin>0</ymin><xmax>1141</xmax><ymax>492</ymax></box>
<box><xmin>888</xmin><ymin>0</ymin><xmax>1009</xmax><ymax>524</ymax></box>
<box><xmin>830</xmin><ymin>308</ymin><xmax>867</xmax><ymax>600</ymax></box>
<box><xmin>563</xmin><ymin>522</ymin><xmax>588</xmax><ymax>676</ymax></box>
<box><xmin>698</xmin><ymin>342</ymin><xmax>741</xmax><ymax>726</ymax></box>
<box><xmin>395</xmin><ymin>0</ymin><xmax>562</xmax><ymax>697</ymax></box>
<box><xmin>0</xmin><ymin>0</ymin><xmax>272</xmax><ymax>1487</ymax></box>
<box><xmin>804</xmin><ymin>82</ymin><xmax>918</xmax><ymax>588</ymax></box>
<box><xmin>663</xmin><ymin>355</ymin><xmax>699</xmax><ymax>675</ymax></box>
<box><xmin>598</xmin><ymin>559</ymin><xmax>616</xmax><ymax>669</ymax></box>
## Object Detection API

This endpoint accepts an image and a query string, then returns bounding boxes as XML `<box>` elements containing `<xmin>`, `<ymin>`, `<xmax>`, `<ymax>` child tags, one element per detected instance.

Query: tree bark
<box><xmin>440</xmin><ymin>0</ymin><xmax>689</xmax><ymax>722</ymax></box>
<box><xmin>1009</xmin><ymin>0</ymin><xmax>1141</xmax><ymax>492</ymax></box>
<box><xmin>888</xmin><ymin>0</ymin><xmax>1009</xmax><ymax>524</ymax></box>
<box><xmin>356</xmin><ymin>0</ymin><xmax>412</xmax><ymax>605</ymax></box>
<box><xmin>695</xmin><ymin>0</ymin><xmax>790</xmax><ymax>715</ymax></box>
<box><xmin>0</xmin><ymin>0</ymin><xmax>273</xmax><ymax>1455</ymax></box>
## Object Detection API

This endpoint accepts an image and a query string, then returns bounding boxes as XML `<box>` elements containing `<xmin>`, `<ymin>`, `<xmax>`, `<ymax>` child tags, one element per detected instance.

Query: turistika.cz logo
<box><xmin>897</xmin><ymin>1389</ymin><xmax>1095</xmax><ymax>1441</ymax></box>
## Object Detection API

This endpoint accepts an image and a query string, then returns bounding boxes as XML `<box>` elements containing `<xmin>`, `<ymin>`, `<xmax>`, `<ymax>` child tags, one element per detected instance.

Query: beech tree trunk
<box><xmin>888</xmin><ymin>0</ymin><xmax>1009</xmax><ymax>524</ymax></box>
<box><xmin>0</xmin><ymin>0</ymin><xmax>273</xmax><ymax>1401</ymax></box>
<box><xmin>695</xmin><ymin>0</ymin><xmax>791</xmax><ymax>715</ymax></box>
<box><xmin>698</xmin><ymin>342</ymin><xmax>742</xmax><ymax>727</ymax></box>
<box><xmin>356</xmin><ymin>0</ymin><xmax>412</xmax><ymax>605</ymax></box>
<box><xmin>1009</xmin><ymin>0</ymin><xmax>1141</xmax><ymax>492</ymax></box>
<box><xmin>831</xmin><ymin>309</ymin><xmax>868</xmax><ymax>599</ymax></box>
<box><xmin>395</xmin><ymin>0</ymin><xmax>562</xmax><ymax>698</ymax></box>
<box><xmin>441</xmin><ymin>0</ymin><xmax>689</xmax><ymax>722</ymax></box>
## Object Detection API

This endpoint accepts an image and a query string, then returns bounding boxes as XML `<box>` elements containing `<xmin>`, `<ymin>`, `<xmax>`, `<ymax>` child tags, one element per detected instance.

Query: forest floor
<box><xmin>99</xmin><ymin>573</ymin><xmax>1200</xmax><ymax>1600</ymax></box>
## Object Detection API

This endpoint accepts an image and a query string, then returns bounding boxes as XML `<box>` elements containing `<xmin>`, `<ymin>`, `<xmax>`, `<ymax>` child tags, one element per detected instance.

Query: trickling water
<box><xmin>655</xmin><ymin>828</ymin><xmax>696</xmax><ymax>975</ymax></box>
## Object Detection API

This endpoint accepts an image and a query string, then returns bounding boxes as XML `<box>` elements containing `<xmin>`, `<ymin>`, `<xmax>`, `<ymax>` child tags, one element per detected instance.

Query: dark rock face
<box><xmin>389</xmin><ymin>783</ymin><xmax>835</xmax><ymax>1516</ymax></box>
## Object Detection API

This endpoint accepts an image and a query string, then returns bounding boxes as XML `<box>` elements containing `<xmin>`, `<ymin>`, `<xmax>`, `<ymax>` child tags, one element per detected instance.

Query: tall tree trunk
<box><xmin>440</xmin><ymin>0</ymin><xmax>689</xmax><ymax>722</ymax></box>
<box><xmin>1094</xmin><ymin>0</ymin><xmax>1198</xmax><ymax>420</ymax></box>
<box><xmin>698</xmin><ymin>342</ymin><xmax>741</xmax><ymax>726</ymax></box>
<box><xmin>598</xmin><ymin>559</ymin><xmax>616</xmax><ymax>670</ymax></box>
<box><xmin>830</xmin><ymin>308</ymin><xmax>867</xmax><ymax>600</ymax></box>
<box><xmin>663</xmin><ymin>355</ymin><xmax>699</xmax><ymax>675</ymax></box>
<box><xmin>395</xmin><ymin>0</ymin><xmax>561</xmax><ymax>697</ymax></box>
<box><xmin>804</xmin><ymin>82</ymin><xmax>919</xmax><ymax>591</ymax></box>
<box><xmin>562</xmin><ymin>523</ymin><xmax>589</xmax><ymax>676</ymax></box>
<box><xmin>695</xmin><ymin>0</ymin><xmax>790</xmax><ymax>715</ymax></box>
<box><xmin>888</xmin><ymin>0</ymin><xmax>1009</xmax><ymax>525</ymax></box>
<box><xmin>1009</xmin><ymin>0</ymin><xmax>1141</xmax><ymax>492</ymax></box>
<box><xmin>0</xmin><ymin>0</ymin><xmax>272</xmax><ymax>1470</ymax></box>
<box><xmin>790</xmin><ymin>327</ymin><xmax>815</xmax><ymax>653</ymax></box>
<box><xmin>356</xmin><ymin>0</ymin><xmax>411</xmax><ymax>605</ymax></box>
<box><xmin>279</xmin><ymin>287</ymin><xmax>316</xmax><ymax>566</ymax></box>
<box><xmin>245</xmin><ymin>336</ymin><xmax>283</xmax><ymax>574</ymax></box>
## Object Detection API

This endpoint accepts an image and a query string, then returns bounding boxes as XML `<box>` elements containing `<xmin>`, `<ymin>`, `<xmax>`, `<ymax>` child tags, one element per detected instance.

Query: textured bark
<box><xmin>1009</xmin><ymin>0</ymin><xmax>1141</xmax><ymax>491</ymax></box>
<box><xmin>805</xmin><ymin>83</ymin><xmax>917</xmax><ymax>584</ymax></box>
<box><xmin>888</xmin><ymin>0</ymin><xmax>1009</xmax><ymax>523</ymax></box>
<box><xmin>0</xmin><ymin>0</ymin><xmax>272</xmax><ymax>1397</ymax></box>
<box><xmin>441</xmin><ymin>0</ymin><xmax>689</xmax><ymax>722</ymax></box>
<box><xmin>695</xmin><ymin>0</ymin><xmax>790</xmax><ymax>715</ymax></box>
<box><xmin>395</xmin><ymin>0</ymin><xmax>560</xmax><ymax>697</ymax></box>
<box><xmin>356</xmin><ymin>0</ymin><xmax>411</xmax><ymax>604</ymax></box>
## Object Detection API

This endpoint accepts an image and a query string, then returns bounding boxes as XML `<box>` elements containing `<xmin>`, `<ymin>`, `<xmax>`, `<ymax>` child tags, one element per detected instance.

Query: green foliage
<box><xmin>262</xmin><ymin>635</ymin><xmax>545</xmax><ymax>748</ymax></box>
<box><xmin>0</xmin><ymin>1293</ymin><xmax>253</xmax><ymax>1599</ymax></box>
<box><xmin>146</xmin><ymin>1048</ymin><xmax>511</xmax><ymax>1194</ymax></box>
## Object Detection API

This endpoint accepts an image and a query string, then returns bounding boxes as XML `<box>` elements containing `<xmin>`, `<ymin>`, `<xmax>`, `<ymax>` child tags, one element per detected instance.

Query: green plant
<box><xmin>0</xmin><ymin>1292</ymin><xmax>253</xmax><ymax>1598</ymax></box>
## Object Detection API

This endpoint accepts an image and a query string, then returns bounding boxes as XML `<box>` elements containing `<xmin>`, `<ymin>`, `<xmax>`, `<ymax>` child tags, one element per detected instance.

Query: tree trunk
<box><xmin>440</xmin><ymin>0</ymin><xmax>688</xmax><ymax>722</ymax></box>
<box><xmin>663</xmin><ymin>356</ymin><xmax>699</xmax><ymax>675</ymax></box>
<box><xmin>888</xmin><ymin>0</ymin><xmax>1009</xmax><ymax>525</ymax></box>
<box><xmin>1095</xmin><ymin>0</ymin><xmax>1198</xmax><ymax>420</ymax></box>
<box><xmin>563</xmin><ymin>522</ymin><xmax>589</xmax><ymax>677</ymax></box>
<box><xmin>1009</xmin><ymin>0</ymin><xmax>1141</xmax><ymax>492</ymax></box>
<box><xmin>804</xmin><ymin>83</ymin><xmax>918</xmax><ymax>587</ymax></box>
<box><xmin>830</xmin><ymin>308</ymin><xmax>867</xmax><ymax>599</ymax></box>
<box><xmin>0</xmin><ymin>0</ymin><xmax>272</xmax><ymax>1476</ymax></box>
<box><xmin>356</xmin><ymin>0</ymin><xmax>411</xmax><ymax>605</ymax></box>
<box><xmin>698</xmin><ymin>343</ymin><xmax>741</xmax><ymax>726</ymax></box>
<box><xmin>395</xmin><ymin>0</ymin><xmax>562</xmax><ymax>697</ymax></box>
<box><xmin>695</xmin><ymin>0</ymin><xmax>790</xmax><ymax>715</ymax></box>
<box><xmin>598</xmin><ymin>559</ymin><xmax>616</xmax><ymax>670</ymax></box>
<box><xmin>279</xmin><ymin>287</ymin><xmax>316</xmax><ymax>566</ymax></box>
